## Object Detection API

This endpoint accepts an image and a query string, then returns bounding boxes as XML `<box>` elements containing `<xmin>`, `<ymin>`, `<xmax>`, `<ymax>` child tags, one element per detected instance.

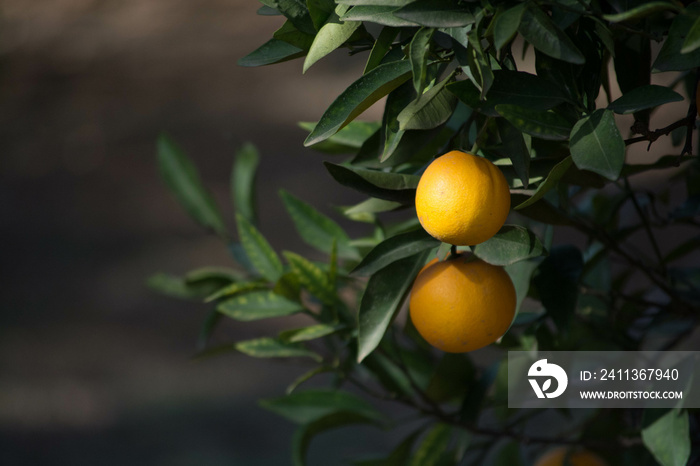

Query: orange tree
<box><xmin>152</xmin><ymin>0</ymin><xmax>700</xmax><ymax>464</ymax></box>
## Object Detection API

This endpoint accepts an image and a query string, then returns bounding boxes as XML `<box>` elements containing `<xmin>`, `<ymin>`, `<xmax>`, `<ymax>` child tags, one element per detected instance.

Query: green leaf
<box><xmin>272</xmin><ymin>0</ymin><xmax>317</xmax><ymax>35</ymax></box>
<box><xmin>495</xmin><ymin>105</ymin><xmax>572</xmax><ymax>140</ymax></box>
<box><xmin>293</xmin><ymin>412</ymin><xmax>382</xmax><ymax>466</ymax></box>
<box><xmin>394</xmin><ymin>0</ymin><xmax>475</xmax><ymax>28</ymax></box>
<box><xmin>482</xmin><ymin>70</ymin><xmax>569</xmax><ymax>115</ymax></box>
<box><xmin>682</xmin><ymin>15</ymin><xmax>700</xmax><ymax>54</ymax></box>
<box><xmin>235</xmin><ymin>337</ymin><xmax>321</xmax><ymax>361</ymax></box>
<box><xmin>496</xmin><ymin>119</ymin><xmax>530</xmax><ymax>188</ymax></box>
<box><xmin>473</xmin><ymin>225</ymin><xmax>546</xmax><ymax>266</ymax></box>
<box><xmin>274</xmin><ymin>20</ymin><xmax>316</xmax><ymax>49</ymax></box>
<box><xmin>323</xmin><ymin>162</ymin><xmax>420</xmax><ymax>203</ymax></box>
<box><xmin>408</xmin><ymin>423</ymin><xmax>452</xmax><ymax>466</ymax></box>
<box><xmin>410</xmin><ymin>27</ymin><xmax>435</xmax><ymax>95</ymax></box>
<box><xmin>236</xmin><ymin>213</ymin><xmax>284</xmax><ymax>282</ymax></box>
<box><xmin>279</xmin><ymin>323</ymin><xmax>346</xmax><ymax>343</ymax></box>
<box><xmin>157</xmin><ymin>134</ymin><xmax>228</xmax><ymax>238</ymax></box>
<box><xmin>513</xmin><ymin>156</ymin><xmax>573</xmax><ymax>210</ymax></box>
<box><xmin>341</xmin><ymin>6</ymin><xmax>419</xmax><ymax>27</ymax></box>
<box><xmin>352</xmin><ymin>229</ymin><xmax>439</xmax><ymax>276</ymax></box>
<box><xmin>299</xmin><ymin>120</ymin><xmax>380</xmax><ymax>154</ymax></box>
<box><xmin>204</xmin><ymin>280</ymin><xmax>268</xmax><ymax>303</ymax></box>
<box><xmin>217</xmin><ymin>290</ymin><xmax>304</xmax><ymax>321</ymax></box>
<box><xmin>280</xmin><ymin>190</ymin><xmax>360</xmax><ymax>260</ymax></box>
<box><xmin>569</xmin><ymin>109</ymin><xmax>625</xmax><ymax>181</ymax></box>
<box><xmin>494</xmin><ymin>4</ymin><xmax>526</xmax><ymax>51</ymax></box>
<box><xmin>397</xmin><ymin>73</ymin><xmax>458</xmax><ymax>130</ymax></box>
<box><xmin>642</xmin><ymin>409</ymin><xmax>690</xmax><ymax>466</ymax></box>
<box><xmin>603</xmin><ymin>1</ymin><xmax>681</xmax><ymax>23</ymax></box>
<box><xmin>653</xmin><ymin>5</ymin><xmax>700</xmax><ymax>72</ymax></box>
<box><xmin>365</xmin><ymin>26</ymin><xmax>399</xmax><ymax>74</ymax></box>
<box><xmin>238</xmin><ymin>38</ymin><xmax>305</xmax><ymax>67</ymax></box>
<box><xmin>260</xmin><ymin>389</ymin><xmax>383</xmax><ymax>424</ymax></box>
<box><xmin>518</xmin><ymin>5</ymin><xmax>584</xmax><ymax>64</ymax></box>
<box><xmin>232</xmin><ymin>143</ymin><xmax>260</xmax><ymax>224</ymax></box>
<box><xmin>284</xmin><ymin>251</ymin><xmax>337</xmax><ymax>304</ymax></box>
<box><xmin>148</xmin><ymin>273</ymin><xmax>217</xmax><ymax>300</ymax></box>
<box><xmin>505</xmin><ymin>259</ymin><xmax>539</xmax><ymax>314</ymax></box>
<box><xmin>185</xmin><ymin>266</ymin><xmax>244</xmax><ymax>284</ymax></box>
<box><xmin>533</xmin><ymin>245</ymin><xmax>583</xmax><ymax>335</ymax></box>
<box><xmin>607</xmin><ymin>85</ymin><xmax>683</xmax><ymax>114</ymax></box>
<box><xmin>354</xmin><ymin>430</ymin><xmax>423</xmax><ymax>466</ymax></box>
<box><xmin>286</xmin><ymin>366</ymin><xmax>333</xmax><ymax>394</ymax></box>
<box><xmin>341</xmin><ymin>198</ymin><xmax>402</xmax><ymax>222</ymax></box>
<box><xmin>304</xmin><ymin>5</ymin><xmax>361</xmax><ymax>72</ymax></box>
<box><xmin>304</xmin><ymin>60</ymin><xmax>413</xmax><ymax>146</ymax></box>
<box><xmin>357</xmin><ymin>250</ymin><xmax>431</xmax><ymax>362</ymax></box>
<box><xmin>307</xmin><ymin>0</ymin><xmax>335</xmax><ymax>29</ymax></box>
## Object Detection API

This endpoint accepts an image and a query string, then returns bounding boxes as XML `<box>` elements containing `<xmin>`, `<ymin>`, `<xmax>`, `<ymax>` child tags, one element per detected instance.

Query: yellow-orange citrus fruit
<box><xmin>415</xmin><ymin>150</ymin><xmax>510</xmax><ymax>246</ymax></box>
<box><xmin>409</xmin><ymin>255</ymin><xmax>516</xmax><ymax>353</ymax></box>
<box><xmin>534</xmin><ymin>447</ymin><xmax>607</xmax><ymax>466</ymax></box>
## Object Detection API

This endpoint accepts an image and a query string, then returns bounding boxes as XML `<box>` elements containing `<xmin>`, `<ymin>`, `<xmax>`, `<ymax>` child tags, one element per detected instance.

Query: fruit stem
<box><xmin>450</xmin><ymin>244</ymin><xmax>458</xmax><ymax>259</ymax></box>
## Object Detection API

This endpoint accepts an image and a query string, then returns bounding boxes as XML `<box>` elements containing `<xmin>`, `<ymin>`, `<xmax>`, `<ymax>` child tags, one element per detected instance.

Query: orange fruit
<box><xmin>415</xmin><ymin>150</ymin><xmax>510</xmax><ymax>246</ymax></box>
<box><xmin>409</xmin><ymin>254</ymin><xmax>516</xmax><ymax>353</ymax></box>
<box><xmin>534</xmin><ymin>447</ymin><xmax>607</xmax><ymax>466</ymax></box>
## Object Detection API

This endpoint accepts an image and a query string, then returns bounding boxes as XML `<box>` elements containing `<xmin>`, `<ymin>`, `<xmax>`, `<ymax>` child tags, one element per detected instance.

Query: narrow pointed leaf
<box><xmin>603</xmin><ymin>2</ymin><xmax>681</xmax><ymax>23</ymax></box>
<box><xmin>569</xmin><ymin>109</ymin><xmax>625</xmax><ymax>181</ymax></box>
<box><xmin>357</xmin><ymin>250</ymin><xmax>431</xmax><ymax>362</ymax></box>
<box><xmin>280</xmin><ymin>190</ymin><xmax>360</xmax><ymax>260</ymax></box>
<box><xmin>232</xmin><ymin>143</ymin><xmax>260</xmax><ymax>223</ymax></box>
<box><xmin>304</xmin><ymin>5</ymin><xmax>360</xmax><ymax>72</ymax></box>
<box><xmin>518</xmin><ymin>5</ymin><xmax>584</xmax><ymax>64</ymax></box>
<box><xmin>473</xmin><ymin>225</ymin><xmax>546</xmax><ymax>266</ymax></box>
<box><xmin>494</xmin><ymin>4</ymin><xmax>526</xmax><ymax>51</ymax></box>
<box><xmin>410</xmin><ymin>27</ymin><xmax>434</xmax><ymax>95</ymax></box>
<box><xmin>653</xmin><ymin>5</ymin><xmax>700</xmax><ymax>72</ymax></box>
<box><xmin>395</xmin><ymin>0</ymin><xmax>475</xmax><ymax>27</ymax></box>
<box><xmin>681</xmin><ymin>15</ymin><xmax>700</xmax><ymax>54</ymax></box>
<box><xmin>341</xmin><ymin>6</ymin><xmax>420</xmax><ymax>27</ymax></box>
<box><xmin>204</xmin><ymin>281</ymin><xmax>268</xmax><ymax>303</ymax></box>
<box><xmin>279</xmin><ymin>324</ymin><xmax>346</xmax><ymax>343</ymax></box>
<box><xmin>238</xmin><ymin>38</ymin><xmax>305</xmax><ymax>67</ymax></box>
<box><xmin>496</xmin><ymin>119</ymin><xmax>530</xmax><ymax>188</ymax></box>
<box><xmin>284</xmin><ymin>251</ymin><xmax>337</xmax><ymax>304</ymax></box>
<box><xmin>236</xmin><ymin>213</ymin><xmax>284</xmax><ymax>281</ymax></box>
<box><xmin>272</xmin><ymin>0</ymin><xmax>317</xmax><ymax>35</ymax></box>
<box><xmin>514</xmin><ymin>156</ymin><xmax>573</xmax><ymax>209</ymax></box>
<box><xmin>305</xmin><ymin>60</ymin><xmax>412</xmax><ymax>146</ymax></box>
<box><xmin>235</xmin><ymin>337</ymin><xmax>321</xmax><ymax>361</ymax></box>
<box><xmin>397</xmin><ymin>74</ymin><xmax>458</xmax><ymax>130</ymax></box>
<box><xmin>299</xmin><ymin>120</ymin><xmax>380</xmax><ymax>154</ymax></box>
<box><xmin>157</xmin><ymin>134</ymin><xmax>228</xmax><ymax>238</ymax></box>
<box><xmin>365</xmin><ymin>27</ymin><xmax>399</xmax><ymax>74</ymax></box>
<box><xmin>324</xmin><ymin>162</ymin><xmax>420</xmax><ymax>203</ymax></box>
<box><xmin>352</xmin><ymin>229</ymin><xmax>439</xmax><ymax>276</ymax></box>
<box><xmin>217</xmin><ymin>290</ymin><xmax>303</xmax><ymax>320</ymax></box>
<box><xmin>495</xmin><ymin>104</ymin><xmax>572</xmax><ymax>140</ymax></box>
<box><xmin>607</xmin><ymin>85</ymin><xmax>683</xmax><ymax>114</ymax></box>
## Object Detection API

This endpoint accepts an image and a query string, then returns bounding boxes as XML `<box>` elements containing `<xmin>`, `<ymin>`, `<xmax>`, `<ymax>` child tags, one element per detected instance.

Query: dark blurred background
<box><xmin>0</xmin><ymin>1</ymin><xmax>387</xmax><ymax>464</ymax></box>
<box><xmin>2</xmin><ymin>1</ymin><xmax>698</xmax><ymax>465</ymax></box>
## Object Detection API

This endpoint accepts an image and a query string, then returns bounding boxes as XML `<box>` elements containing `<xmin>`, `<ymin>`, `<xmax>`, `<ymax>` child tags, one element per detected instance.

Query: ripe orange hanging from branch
<box><xmin>415</xmin><ymin>150</ymin><xmax>511</xmax><ymax>246</ymax></box>
<box><xmin>409</xmin><ymin>254</ymin><xmax>516</xmax><ymax>353</ymax></box>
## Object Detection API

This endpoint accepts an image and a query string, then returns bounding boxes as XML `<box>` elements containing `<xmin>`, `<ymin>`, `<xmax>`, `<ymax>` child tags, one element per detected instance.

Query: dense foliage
<box><xmin>152</xmin><ymin>0</ymin><xmax>700</xmax><ymax>464</ymax></box>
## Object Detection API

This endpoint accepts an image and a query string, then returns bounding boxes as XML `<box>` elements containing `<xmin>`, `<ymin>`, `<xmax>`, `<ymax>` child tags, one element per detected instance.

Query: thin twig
<box><xmin>624</xmin><ymin>176</ymin><xmax>667</xmax><ymax>277</ymax></box>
